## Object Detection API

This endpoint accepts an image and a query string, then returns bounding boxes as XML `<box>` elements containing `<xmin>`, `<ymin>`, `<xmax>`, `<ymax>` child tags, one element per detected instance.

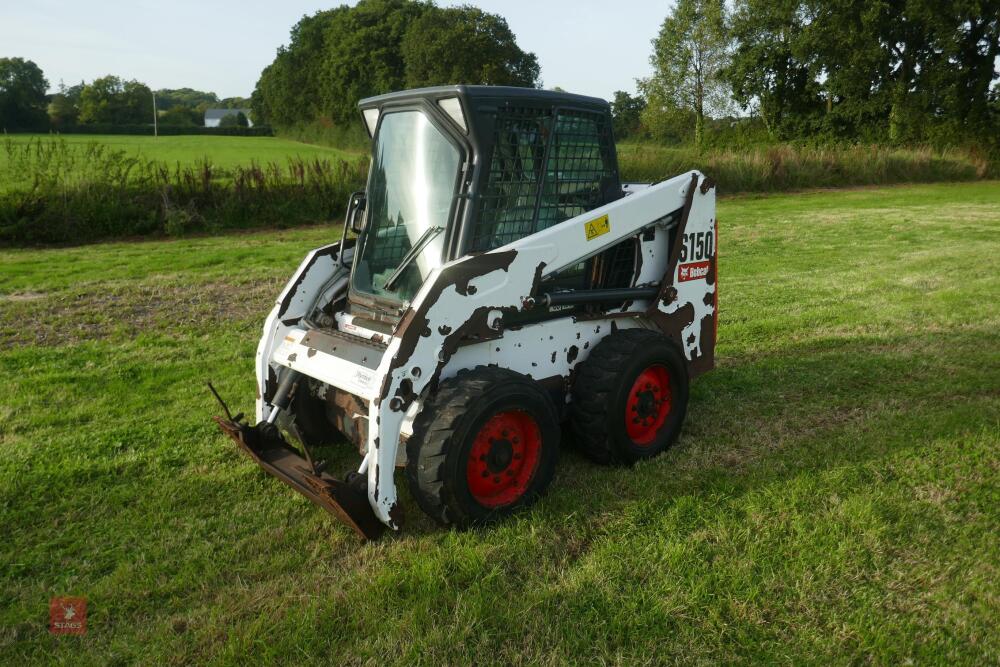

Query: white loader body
<box><xmin>252</xmin><ymin>170</ymin><xmax>717</xmax><ymax>530</ymax></box>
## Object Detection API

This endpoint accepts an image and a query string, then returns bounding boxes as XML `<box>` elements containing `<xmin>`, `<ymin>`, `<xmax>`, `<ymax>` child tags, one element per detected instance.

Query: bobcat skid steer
<box><xmin>213</xmin><ymin>86</ymin><xmax>718</xmax><ymax>539</ymax></box>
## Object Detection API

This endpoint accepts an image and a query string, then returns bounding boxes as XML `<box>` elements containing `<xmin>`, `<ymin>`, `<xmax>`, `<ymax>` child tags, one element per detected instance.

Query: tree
<box><xmin>253</xmin><ymin>0</ymin><xmax>540</xmax><ymax>129</ymax></box>
<box><xmin>725</xmin><ymin>0</ymin><xmax>999</xmax><ymax>144</ymax></box>
<box><xmin>0</xmin><ymin>57</ymin><xmax>49</xmax><ymax>130</ymax></box>
<box><xmin>916</xmin><ymin>0</ymin><xmax>1000</xmax><ymax>142</ymax></box>
<box><xmin>801</xmin><ymin>0</ymin><xmax>941</xmax><ymax>143</ymax></box>
<box><xmin>158</xmin><ymin>106</ymin><xmax>201</xmax><ymax>126</ymax></box>
<box><xmin>725</xmin><ymin>0</ymin><xmax>822</xmax><ymax>140</ymax></box>
<box><xmin>610</xmin><ymin>90</ymin><xmax>646</xmax><ymax>139</ymax></box>
<box><xmin>254</xmin><ymin>1</ymin><xmax>432</xmax><ymax>127</ymax></box>
<box><xmin>220</xmin><ymin>96</ymin><xmax>251</xmax><ymax>109</ymax></box>
<box><xmin>220</xmin><ymin>111</ymin><xmax>250</xmax><ymax>128</ymax></box>
<box><xmin>48</xmin><ymin>81</ymin><xmax>84</xmax><ymax>128</ymax></box>
<box><xmin>155</xmin><ymin>88</ymin><xmax>219</xmax><ymax>110</ymax></box>
<box><xmin>642</xmin><ymin>0</ymin><xmax>732</xmax><ymax>147</ymax></box>
<box><xmin>401</xmin><ymin>5</ymin><xmax>539</xmax><ymax>88</ymax></box>
<box><xmin>79</xmin><ymin>76</ymin><xmax>154</xmax><ymax>125</ymax></box>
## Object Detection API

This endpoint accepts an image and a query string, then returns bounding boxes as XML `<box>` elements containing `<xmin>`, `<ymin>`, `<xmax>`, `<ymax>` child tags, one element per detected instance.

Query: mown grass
<box><xmin>1</xmin><ymin>181</ymin><xmax>998</xmax><ymax>664</ymax></box>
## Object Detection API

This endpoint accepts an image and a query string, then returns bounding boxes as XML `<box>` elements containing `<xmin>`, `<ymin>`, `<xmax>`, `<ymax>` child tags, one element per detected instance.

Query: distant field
<box><xmin>1</xmin><ymin>134</ymin><xmax>362</xmax><ymax>172</ymax></box>
<box><xmin>1</xmin><ymin>181</ymin><xmax>997</xmax><ymax>664</ymax></box>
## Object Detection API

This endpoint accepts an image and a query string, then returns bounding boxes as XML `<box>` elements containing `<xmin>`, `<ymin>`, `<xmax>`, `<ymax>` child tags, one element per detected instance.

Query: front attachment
<box><xmin>213</xmin><ymin>417</ymin><xmax>385</xmax><ymax>541</ymax></box>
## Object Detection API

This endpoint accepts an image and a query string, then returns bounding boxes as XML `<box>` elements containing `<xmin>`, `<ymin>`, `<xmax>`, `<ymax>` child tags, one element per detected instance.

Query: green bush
<box><xmin>617</xmin><ymin>143</ymin><xmax>995</xmax><ymax>193</ymax></box>
<box><xmin>0</xmin><ymin>137</ymin><xmax>366</xmax><ymax>245</ymax></box>
<box><xmin>3</xmin><ymin>136</ymin><xmax>995</xmax><ymax>247</ymax></box>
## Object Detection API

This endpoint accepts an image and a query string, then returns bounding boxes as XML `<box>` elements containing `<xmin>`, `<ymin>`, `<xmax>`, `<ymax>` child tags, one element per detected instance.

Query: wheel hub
<box><xmin>466</xmin><ymin>411</ymin><xmax>542</xmax><ymax>507</ymax></box>
<box><xmin>625</xmin><ymin>365</ymin><xmax>673</xmax><ymax>446</ymax></box>
<box><xmin>485</xmin><ymin>438</ymin><xmax>514</xmax><ymax>473</ymax></box>
<box><xmin>634</xmin><ymin>389</ymin><xmax>658</xmax><ymax>419</ymax></box>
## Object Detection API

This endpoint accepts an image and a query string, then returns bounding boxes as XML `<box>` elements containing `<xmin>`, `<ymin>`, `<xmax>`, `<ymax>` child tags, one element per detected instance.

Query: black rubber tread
<box><xmin>405</xmin><ymin>366</ymin><xmax>560</xmax><ymax>528</ymax></box>
<box><xmin>570</xmin><ymin>328</ymin><xmax>689</xmax><ymax>465</ymax></box>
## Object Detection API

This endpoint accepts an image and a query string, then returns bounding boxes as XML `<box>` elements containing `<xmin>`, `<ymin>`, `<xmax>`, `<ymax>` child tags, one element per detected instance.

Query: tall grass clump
<box><xmin>0</xmin><ymin>137</ymin><xmax>368</xmax><ymax>245</ymax></box>
<box><xmin>617</xmin><ymin>143</ymin><xmax>993</xmax><ymax>193</ymax></box>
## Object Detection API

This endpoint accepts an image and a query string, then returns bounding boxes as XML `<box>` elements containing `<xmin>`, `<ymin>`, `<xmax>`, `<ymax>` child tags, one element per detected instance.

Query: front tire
<box><xmin>571</xmin><ymin>328</ymin><xmax>689</xmax><ymax>464</ymax></box>
<box><xmin>406</xmin><ymin>367</ymin><xmax>560</xmax><ymax>528</ymax></box>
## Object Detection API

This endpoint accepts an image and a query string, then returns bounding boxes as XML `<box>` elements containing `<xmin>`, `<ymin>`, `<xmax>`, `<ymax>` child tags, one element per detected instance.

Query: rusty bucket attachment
<box><xmin>212</xmin><ymin>416</ymin><xmax>385</xmax><ymax>541</ymax></box>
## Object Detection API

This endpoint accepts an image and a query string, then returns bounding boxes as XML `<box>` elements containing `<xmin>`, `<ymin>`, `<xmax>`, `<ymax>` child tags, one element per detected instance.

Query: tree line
<box><xmin>627</xmin><ymin>0</ymin><xmax>1000</xmax><ymax>147</ymax></box>
<box><xmin>0</xmin><ymin>57</ymin><xmax>251</xmax><ymax>131</ymax></box>
<box><xmin>3</xmin><ymin>0</ymin><xmax>997</xmax><ymax>149</ymax></box>
<box><xmin>254</xmin><ymin>0</ymin><xmax>998</xmax><ymax>150</ymax></box>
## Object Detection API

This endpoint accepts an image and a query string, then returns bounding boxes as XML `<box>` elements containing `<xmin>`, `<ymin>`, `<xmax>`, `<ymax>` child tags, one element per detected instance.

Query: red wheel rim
<box><xmin>625</xmin><ymin>364</ymin><xmax>673</xmax><ymax>445</ymax></box>
<box><xmin>466</xmin><ymin>410</ymin><xmax>542</xmax><ymax>508</ymax></box>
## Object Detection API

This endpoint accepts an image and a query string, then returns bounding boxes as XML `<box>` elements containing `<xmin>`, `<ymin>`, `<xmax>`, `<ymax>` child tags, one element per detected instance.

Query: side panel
<box><xmin>255</xmin><ymin>241</ymin><xmax>353</xmax><ymax>422</ymax></box>
<box><xmin>444</xmin><ymin>317</ymin><xmax>643</xmax><ymax>400</ymax></box>
<box><xmin>646</xmin><ymin>175</ymin><xmax>717</xmax><ymax>377</ymax></box>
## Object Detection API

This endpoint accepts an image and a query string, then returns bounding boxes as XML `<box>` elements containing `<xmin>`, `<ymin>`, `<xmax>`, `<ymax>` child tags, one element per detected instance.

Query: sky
<box><xmin>1</xmin><ymin>0</ymin><xmax>669</xmax><ymax>101</ymax></box>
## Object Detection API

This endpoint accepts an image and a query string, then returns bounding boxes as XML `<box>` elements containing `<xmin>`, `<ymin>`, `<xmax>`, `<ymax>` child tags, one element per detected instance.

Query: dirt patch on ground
<box><xmin>801</xmin><ymin>203</ymin><xmax>999</xmax><ymax>226</ymax></box>
<box><xmin>0</xmin><ymin>278</ymin><xmax>284</xmax><ymax>349</ymax></box>
<box><xmin>1</xmin><ymin>292</ymin><xmax>46</xmax><ymax>302</ymax></box>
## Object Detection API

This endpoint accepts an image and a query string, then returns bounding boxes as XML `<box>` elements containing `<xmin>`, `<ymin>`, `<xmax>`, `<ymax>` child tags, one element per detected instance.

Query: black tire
<box><xmin>571</xmin><ymin>328</ymin><xmax>689</xmax><ymax>465</ymax></box>
<box><xmin>406</xmin><ymin>367</ymin><xmax>560</xmax><ymax>528</ymax></box>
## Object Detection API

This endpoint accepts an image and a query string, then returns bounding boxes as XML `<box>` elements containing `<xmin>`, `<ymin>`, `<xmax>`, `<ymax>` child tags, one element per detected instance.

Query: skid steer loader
<box><xmin>213</xmin><ymin>86</ymin><xmax>718</xmax><ymax>539</ymax></box>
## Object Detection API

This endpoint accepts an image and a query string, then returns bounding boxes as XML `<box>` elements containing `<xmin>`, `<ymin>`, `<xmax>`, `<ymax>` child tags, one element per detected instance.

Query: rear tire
<box><xmin>406</xmin><ymin>367</ymin><xmax>560</xmax><ymax>528</ymax></box>
<box><xmin>571</xmin><ymin>328</ymin><xmax>689</xmax><ymax>464</ymax></box>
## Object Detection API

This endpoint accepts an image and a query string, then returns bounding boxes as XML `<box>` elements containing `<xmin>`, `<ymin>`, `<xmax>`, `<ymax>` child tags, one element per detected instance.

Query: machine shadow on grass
<box><xmin>286</xmin><ymin>324</ymin><xmax>988</xmax><ymax>541</ymax></box>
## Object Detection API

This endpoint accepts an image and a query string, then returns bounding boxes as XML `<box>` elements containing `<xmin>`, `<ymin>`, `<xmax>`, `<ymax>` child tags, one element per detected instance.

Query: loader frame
<box><xmin>216</xmin><ymin>86</ymin><xmax>718</xmax><ymax>537</ymax></box>
<box><xmin>250</xmin><ymin>169</ymin><xmax>716</xmax><ymax>532</ymax></box>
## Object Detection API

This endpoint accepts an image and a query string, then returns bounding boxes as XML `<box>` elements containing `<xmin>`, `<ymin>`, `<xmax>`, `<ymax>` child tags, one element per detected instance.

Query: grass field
<box><xmin>1</xmin><ymin>181</ymin><xmax>998</xmax><ymax>664</ymax></box>
<box><xmin>1</xmin><ymin>134</ymin><xmax>361</xmax><ymax>175</ymax></box>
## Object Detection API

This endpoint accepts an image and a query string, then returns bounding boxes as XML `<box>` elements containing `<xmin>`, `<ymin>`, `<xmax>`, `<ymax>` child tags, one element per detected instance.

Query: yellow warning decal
<box><xmin>584</xmin><ymin>214</ymin><xmax>610</xmax><ymax>241</ymax></box>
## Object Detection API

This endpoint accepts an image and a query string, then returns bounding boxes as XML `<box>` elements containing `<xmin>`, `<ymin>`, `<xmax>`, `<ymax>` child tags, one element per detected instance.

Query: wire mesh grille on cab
<box><xmin>471</xmin><ymin>107</ymin><xmax>616</xmax><ymax>252</ymax></box>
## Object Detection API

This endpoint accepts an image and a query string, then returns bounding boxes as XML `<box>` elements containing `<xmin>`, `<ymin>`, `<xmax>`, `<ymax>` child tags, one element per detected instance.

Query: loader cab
<box><xmin>348</xmin><ymin>85</ymin><xmax>628</xmax><ymax>324</ymax></box>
